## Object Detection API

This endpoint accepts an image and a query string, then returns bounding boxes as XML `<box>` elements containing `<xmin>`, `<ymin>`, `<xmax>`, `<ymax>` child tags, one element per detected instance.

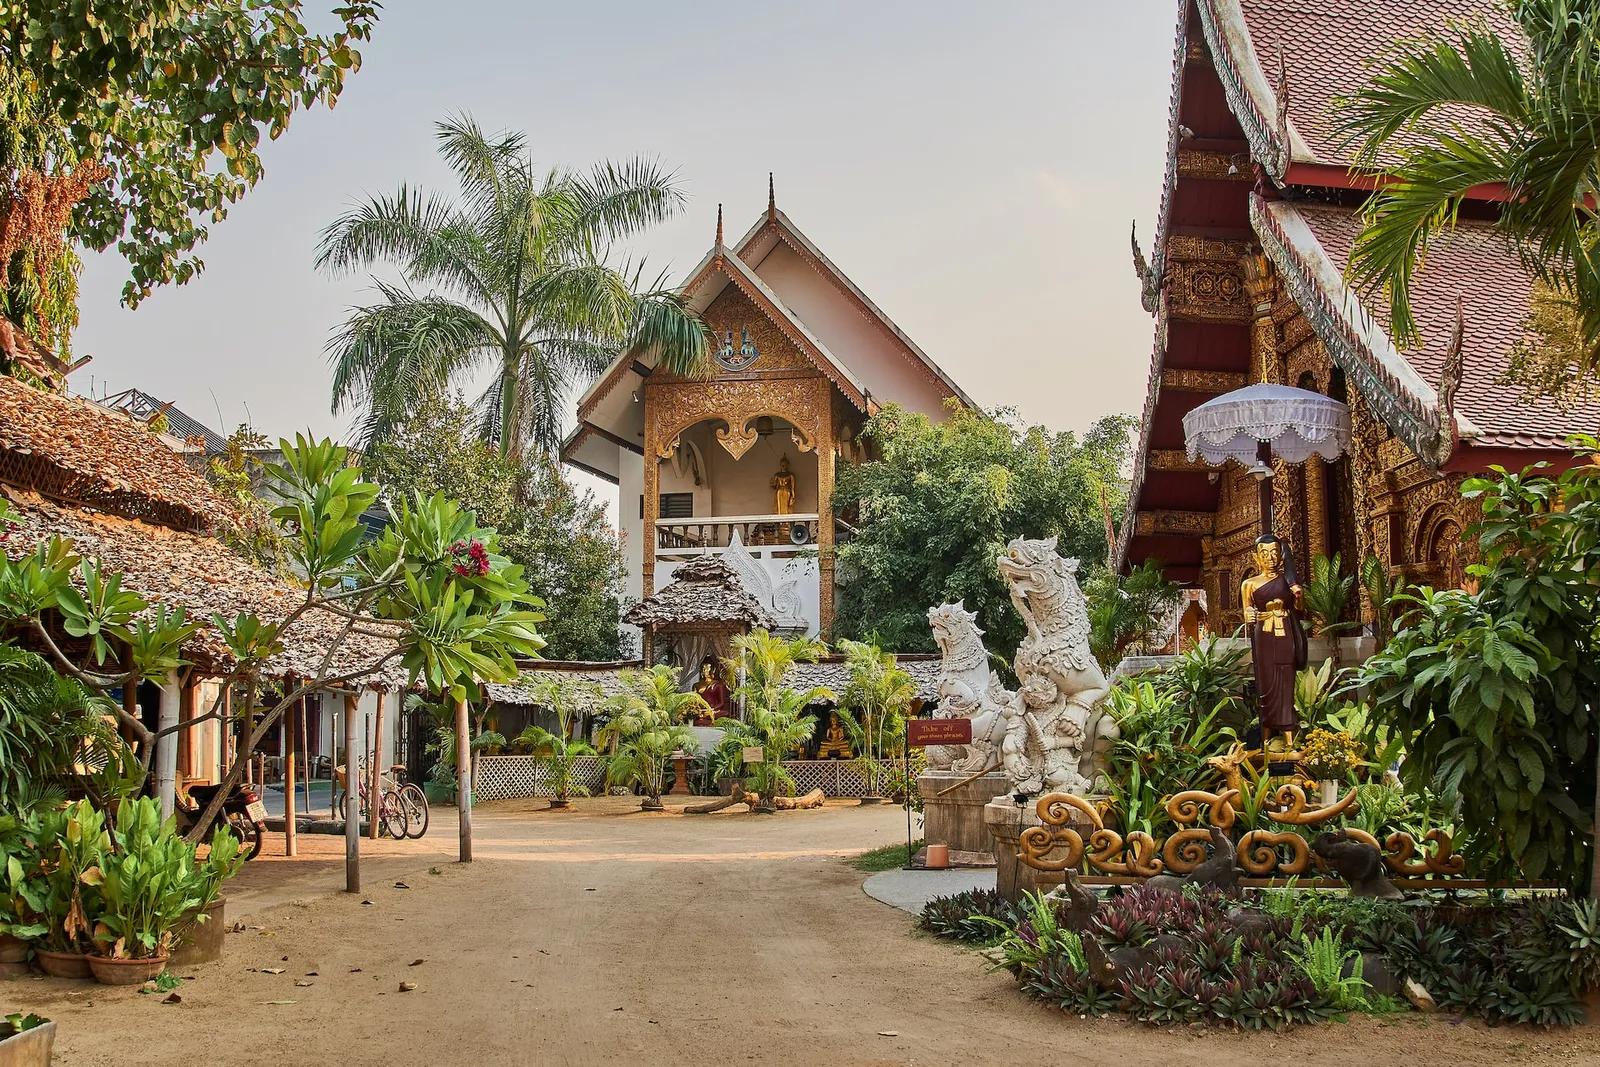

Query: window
<box><xmin>659</xmin><ymin>493</ymin><xmax>694</xmax><ymax>519</ymax></box>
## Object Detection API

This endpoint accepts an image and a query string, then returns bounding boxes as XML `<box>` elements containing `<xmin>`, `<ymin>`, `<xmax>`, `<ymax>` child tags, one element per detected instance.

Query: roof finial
<box><xmin>767</xmin><ymin>172</ymin><xmax>776</xmax><ymax>220</ymax></box>
<box><xmin>715</xmin><ymin>203</ymin><xmax>724</xmax><ymax>247</ymax></box>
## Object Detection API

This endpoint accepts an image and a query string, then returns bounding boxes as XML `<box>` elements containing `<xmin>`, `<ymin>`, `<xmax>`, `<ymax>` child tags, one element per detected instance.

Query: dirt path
<box><xmin>13</xmin><ymin>797</ymin><xmax>1600</xmax><ymax>1066</ymax></box>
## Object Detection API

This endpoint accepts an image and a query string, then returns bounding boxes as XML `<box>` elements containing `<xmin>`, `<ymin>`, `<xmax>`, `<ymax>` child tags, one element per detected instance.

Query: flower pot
<box><xmin>33</xmin><ymin>949</ymin><xmax>92</xmax><ymax>980</ymax></box>
<box><xmin>0</xmin><ymin>1019</ymin><xmax>55</xmax><ymax>1067</ymax></box>
<box><xmin>925</xmin><ymin>843</ymin><xmax>951</xmax><ymax>869</ymax></box>
<box><xmin>0</xmin><ymin>933</ymin><xmax>29</xmax><ymax>979</ymax></box>
<box><xmin>171</xmin><ymin>896</ymin><xmax>226</xmax><ymax>966</ymax></box>
<box><xmin>548</xmin><ymin>798</ymin><xmax>571</xmax><ymax>810</ymax></box>
<box><xmin>859</xmin><ymin>795</ymin><xmax>885</xmax><ymax>806</ymax></box>
<box><xmin>86</xmin><ymin>953</ymin><xmax>168</xmax><ymax>986</ymax></box>
<box><xmin>1319</xmin><ymin>779</ymin><xmax>1340</xmax><ymax>806</ymax></box>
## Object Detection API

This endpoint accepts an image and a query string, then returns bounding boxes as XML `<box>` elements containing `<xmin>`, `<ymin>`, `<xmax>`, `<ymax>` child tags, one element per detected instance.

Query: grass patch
<box><xmin>848</xmin><ymin>838</ymin><xmax>923</xmax><ymax>872</ymax></box>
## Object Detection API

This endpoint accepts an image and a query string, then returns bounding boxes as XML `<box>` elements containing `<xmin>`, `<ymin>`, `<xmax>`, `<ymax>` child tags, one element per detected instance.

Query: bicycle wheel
<box><xmin>379</xmin><ymin>791</ymin><xmax>410</xmax><ymax>839</ymax></box>
<box><xmin>398</xmin><ymin>783</ymin><xmax>430</xmax><ymax>839</ymax></box>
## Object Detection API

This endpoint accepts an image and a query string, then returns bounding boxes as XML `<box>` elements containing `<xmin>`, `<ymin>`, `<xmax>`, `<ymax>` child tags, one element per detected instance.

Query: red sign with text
<box><xmin>907</xmin><ymin>718</ymin><xmax>972</xmax><ymax>748</ymax></box>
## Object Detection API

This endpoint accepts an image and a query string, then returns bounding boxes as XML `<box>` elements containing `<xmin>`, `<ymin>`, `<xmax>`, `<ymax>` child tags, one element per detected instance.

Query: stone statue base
<box><xmin>983</xmin><ymin>794</ymin><xmax>1097</xmax><ymax>902</ymax></box>
<box><xmin>917</xmin><ymin>772</ymin><xmax>1011</xmax><ymax>865</ymax></box>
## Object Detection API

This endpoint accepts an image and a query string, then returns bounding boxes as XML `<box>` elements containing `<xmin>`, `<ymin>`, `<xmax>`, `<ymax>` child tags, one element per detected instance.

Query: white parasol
<box><xmin>1182</xmin><ymin>382</ymin><xmax>1351</xmax><ymax>469</ymax></box>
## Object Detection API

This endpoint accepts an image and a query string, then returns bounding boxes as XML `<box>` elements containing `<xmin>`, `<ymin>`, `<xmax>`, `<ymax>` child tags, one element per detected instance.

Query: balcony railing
<box><xmin>655</xmin><ymin>513</ymin><xmax>819</xmax><ymax>556</ymax></box>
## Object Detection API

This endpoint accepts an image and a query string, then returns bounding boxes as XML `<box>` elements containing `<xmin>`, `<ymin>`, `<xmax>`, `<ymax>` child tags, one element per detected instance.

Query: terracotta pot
<box><xmin>0</xmin><ymin>1019</ymin><xmax>55</xmax><ymax>1067</ymax></box>
<box><xmin>171</xmin><ymin>896</ymin><xmax>226</xmax><ymax>967</ymax></box>
<box><xmin>0</xmin><ymin>933</ymin><xmax>29</xmax><ymax>979</ymax></box>
<box><xmin>548</xmin><ymin>798</ymin><xmax>571</xmax><ymax>810</ymax></box>
<box><xmin>86</xmin><ymin>953</ymin><xmax>168</xmax><ymax>986</ymax></box>
<box><xmin>34</xmin><ymin>949</ymin><xmax>92</xmax><ymax>980</ymax></box>
<box><xmin>925</xmin><ymin>843</ymin><xmax>951</xmax><ymax>869</ymax></box>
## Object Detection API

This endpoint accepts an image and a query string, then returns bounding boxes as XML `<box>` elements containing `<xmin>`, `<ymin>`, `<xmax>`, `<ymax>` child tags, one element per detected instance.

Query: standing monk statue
<box><xmin>771</xmin><ymin>455</ymin><xmax>797</xmax><ymax>514</ymax></box>
<box><xmin>1240</xmin><ymin>535</ymin><xmax>1307</xmax><ymax>754</ymax></box>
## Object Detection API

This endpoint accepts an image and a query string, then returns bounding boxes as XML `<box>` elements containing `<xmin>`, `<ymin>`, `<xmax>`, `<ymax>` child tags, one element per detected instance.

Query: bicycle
<box><xmin>334</xmin><ymin>758</ymin><xmax>430</xmax><ymax>840</ymax></box>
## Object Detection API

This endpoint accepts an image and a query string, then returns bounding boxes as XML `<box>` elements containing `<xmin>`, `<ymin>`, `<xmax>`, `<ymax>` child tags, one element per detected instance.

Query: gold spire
<box><xmin>715</xmin><ymin>203</ymin><xmax>723</xmax><ymax>247</ymax></box>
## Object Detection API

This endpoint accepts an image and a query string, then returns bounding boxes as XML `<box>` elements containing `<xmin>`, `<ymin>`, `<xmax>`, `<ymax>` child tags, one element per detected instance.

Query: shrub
<box><xmin>918</xmin><ymin>889</ymin><xmax>1021</xmax><ymax>943</ymax></box>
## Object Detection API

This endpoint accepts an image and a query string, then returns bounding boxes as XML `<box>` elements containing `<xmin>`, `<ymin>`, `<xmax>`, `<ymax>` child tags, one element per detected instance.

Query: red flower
<box><xmin>449</xmin><ymin>538</ymin><xmax>490</xmax><ymax>577</ymax></box>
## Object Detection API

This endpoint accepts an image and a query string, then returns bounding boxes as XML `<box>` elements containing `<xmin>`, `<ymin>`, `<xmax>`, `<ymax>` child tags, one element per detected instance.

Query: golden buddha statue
<box><xmin>771</xmin><ymin>455</ymin><xmax>797</xmax><ymax>515</ymax></box>
<box><xmin>1240</xmin><ymin>535</ymin><xmax>1307</xmax><ymax>754</ymax></box>
<box><xmin>692</xmin><ymin>658</ymin><xmax>730</xmax><ymax>723</ymax></box>
<box><xmin>816</xmin><ymin>712</ymin><xmax>852</xmax><ymax>759</ymax></box>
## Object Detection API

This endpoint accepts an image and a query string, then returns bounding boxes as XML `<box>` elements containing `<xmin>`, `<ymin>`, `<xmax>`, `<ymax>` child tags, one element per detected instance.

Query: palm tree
<box><xmin>598</xmin><ymin>665</ymin><xmax>705</xmax><ymax>810</ymax></box>
<box><xmin>727</xmin><ymin>628</ymin><xmax>826</xmax><ymax>717</ymax></box>
<box><xmin>1340</xmin><ymin>1</ymin><xmax>1600</xmax><ymax>382</ymax></box>
<box><xmin>717</xmin><ymin>684</ymin><xmax>831</xmax><ymax>811</ymax></box>
<box><xmin>834</xmin><ymin>639</ymin><xmax>916</xmax><ymax>801</ymax></box>
<box><xmin>514</xmin><ymin>678</ymin><xmax>601</xmax><ymax>807</ymax></box>
<box><xmin>317</xmin><ymin>115</ymin><xmax>710</xmax><ymax>459</ymax></box>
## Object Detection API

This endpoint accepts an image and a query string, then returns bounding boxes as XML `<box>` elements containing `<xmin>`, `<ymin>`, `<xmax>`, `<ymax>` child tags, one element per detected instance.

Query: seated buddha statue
<box><xmin>816</xmin><ymin>712</ymin><xmax>852</xmax><ymax>759</ymax></box>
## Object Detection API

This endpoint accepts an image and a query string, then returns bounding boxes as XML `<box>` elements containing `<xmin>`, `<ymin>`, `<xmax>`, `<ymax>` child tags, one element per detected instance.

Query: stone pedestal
<box><xmin>917</xmin><ymin>772</ymin><xmax>1011</xmax><ymax>866</ymax></box>
<box><xmin>668</xmin><ymin>754</ymin><xmax>692</xmax><ymax>796</ymax></box>
<box><xmin>984</xmin><ymin>795</ymin><xmax>1096</xmax><ymax>902</ymax></box>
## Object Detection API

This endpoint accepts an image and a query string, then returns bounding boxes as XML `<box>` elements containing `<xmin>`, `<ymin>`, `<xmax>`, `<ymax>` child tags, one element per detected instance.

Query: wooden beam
<box><xmin>1147</xmin><ymin>449</ymin><xmax>1211</xmax><ymax>472</ymax></box>
<box><xmin>368</xmin><ymin>692</ymin><xmax>384</xmax><ymax>841</ymax></box>
<box><xmin>1160</xmin><ymin>368</ymin><xmax>1247</xmax><ymax>394</ymax></box>
<box><xmin>344</xmin><ymin>692</ymin><xmax>360</xmax><ymax>893</ymax></box>
<box><xmin>455</xmin><ymin>695</ymin><xmax>473</xmax><ymax>863</ymax></box>
<box><xmin>1133</xmin><ymin>510</ymin><xmax>1215</xmax><ymax>538</ymax></box>
<box><xmin>582</xmin><ymin>419</ymin><xmax>644</xmax><ymax>456</ymax></box>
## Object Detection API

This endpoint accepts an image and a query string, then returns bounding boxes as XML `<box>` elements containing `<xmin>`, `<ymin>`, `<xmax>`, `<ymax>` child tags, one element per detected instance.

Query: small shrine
<box><xmin>622</xmin><ymin>554</ymin><xmax>776</xmax><ymax>682</ymax></box>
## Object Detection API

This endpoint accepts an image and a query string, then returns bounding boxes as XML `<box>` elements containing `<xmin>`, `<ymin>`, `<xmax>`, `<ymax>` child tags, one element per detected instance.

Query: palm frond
<box><xmin>567</xmin><ymin>157</ymin><xmax>686</xmax><ymax>246</ymax></box>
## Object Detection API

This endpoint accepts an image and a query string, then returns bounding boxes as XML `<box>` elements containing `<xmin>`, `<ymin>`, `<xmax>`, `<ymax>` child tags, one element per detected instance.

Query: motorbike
<box><xmin>177</xmin><ymin>782</ymin><xmax>268</xmax><ymax>861</ymax></box>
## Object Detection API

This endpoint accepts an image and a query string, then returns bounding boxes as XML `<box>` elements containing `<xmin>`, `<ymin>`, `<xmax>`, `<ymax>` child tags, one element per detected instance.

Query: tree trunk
<box><xmin>455</xmin><ymin>695</ymin><xmax>473</xmax><ymax>863</ymax></box>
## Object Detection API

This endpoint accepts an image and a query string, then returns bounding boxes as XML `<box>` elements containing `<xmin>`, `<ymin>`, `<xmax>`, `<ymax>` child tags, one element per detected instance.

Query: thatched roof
<box><xmin>484</xmin><ymin>653</ymin><xmax>944</xmax><ymax>710</ymax></box>
<box><xmin>0</xmin><ymin>375</ymin><xmax>233</xmax><ymax>533</ymax></box>
<box><xmin>622</xmin><ymin>556</ymin><xmax>776</xmax><ymax>630</ymax></box>
<box><xmin>483</xmin><ymin>661</ymin><xmax>644</xmax><ymax>710</ymax></box>
<box><xmin>4</xmin><ymin>489</ymin><xmax>406</xmax><ymax>688</ymax></box>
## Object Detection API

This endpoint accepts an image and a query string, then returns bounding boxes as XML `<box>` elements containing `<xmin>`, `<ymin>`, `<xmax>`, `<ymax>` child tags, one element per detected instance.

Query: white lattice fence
<box><xmin>476</xmin><ymin>756</ymin><xmax>608</xmax><ymax>800</ymax></box>
<box><xmin>781</xmin><ymin>760</ymin><xmax>896</xmax><ymax>798</ymax></box>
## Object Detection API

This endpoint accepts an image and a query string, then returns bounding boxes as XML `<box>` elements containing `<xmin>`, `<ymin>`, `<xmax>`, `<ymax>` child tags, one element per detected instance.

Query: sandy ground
<box><xmin>11</xmin><ymin>796</ymin><xmax>1600</xmax><ymax>1067</ymax></box>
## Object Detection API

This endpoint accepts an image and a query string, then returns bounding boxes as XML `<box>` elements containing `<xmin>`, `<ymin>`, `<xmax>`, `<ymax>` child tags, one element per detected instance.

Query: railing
<box><xmin>656</xmin><ymin>513</ymin><xmax>820</xmax><ymax>555</ymax></box>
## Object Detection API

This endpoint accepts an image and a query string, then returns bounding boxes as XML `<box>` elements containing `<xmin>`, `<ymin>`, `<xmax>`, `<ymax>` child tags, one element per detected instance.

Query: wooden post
<box><xmin>283</xmin><ymin>692</ymin><xmax>298</xmax><ymax>858</ymax></box>
<box><xmin>455</xmin><ymin>694</ymin><xmax>472</xmax><ymax>863</ymax></box>
<box><xmin>344</xmin><ymin>692</ymin><xmax>360</xmax><ymax>893</ymax></box>
<box><xmin>368</xmin><ymin>692</ymin><xmax>385</xmax><ymax>841</ymax></box>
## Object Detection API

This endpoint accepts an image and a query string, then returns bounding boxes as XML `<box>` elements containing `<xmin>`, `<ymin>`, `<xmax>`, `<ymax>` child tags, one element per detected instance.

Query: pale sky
<box><xmin>72</xmin><ymin>1</ymin><xmax>1175</xmax><ymax>508</ymax></box>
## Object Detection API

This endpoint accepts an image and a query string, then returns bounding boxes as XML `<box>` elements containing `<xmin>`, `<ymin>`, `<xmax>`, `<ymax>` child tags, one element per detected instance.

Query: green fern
<box><xmin>1289</xmin><ymin>928</ymin><xmax>1368</xmax><ymax>1010</ymax></box>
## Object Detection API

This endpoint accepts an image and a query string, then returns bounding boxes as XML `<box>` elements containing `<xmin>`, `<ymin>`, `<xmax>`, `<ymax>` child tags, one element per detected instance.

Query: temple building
<box><xmin>563</xmin><ymin>182</ymin><xmax>971</xmax><ymax>642</ymax></box>
<box><xmin>1118</xmin><ymin>0</ymin><xmax>1600</xmax><ymax>631</ymax></box>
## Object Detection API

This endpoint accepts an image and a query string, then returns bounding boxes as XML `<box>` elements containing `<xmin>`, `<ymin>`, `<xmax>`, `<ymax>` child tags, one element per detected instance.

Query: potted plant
<box><xmin>717</xmin><ymin>686</ymin><xmax>830</xmax><ymax>813</ymax></box>
<box><xmin>1299</xmin><ymin>727</ymin><xmax>1364</xmax><ymax>804</ymax></box>
<box><xmin>599</xmin><ymin>666</ymin><xmax>705</xmax><ymax>811</ymax></box>
<box><xmin>0</xmin><ymin>1012</ymin><xmax>54</xmax><ymax>1066</ymax></box>
<box><xmin>172</xmin><ymin>826</ymin><xmax>244</xmax><ymax>966</ymax></box>
<box><xmin>515</xmin><ymin>680</ymin><xmax>600</xmax><ymax>809</ymax></box>
<box><xmin>0</xmin><ymin>814</ymin><xmax>47</xmax><ymax>980</ymax></box>
<box><xmin>87</xmin><ymin>798</ymin><xmax>241</xmax><ymax>985</ymax></box>
<box><xmin>33</xmin><ymin>801</ymin><xmax>108</xmax><ymax>980</ymax></box>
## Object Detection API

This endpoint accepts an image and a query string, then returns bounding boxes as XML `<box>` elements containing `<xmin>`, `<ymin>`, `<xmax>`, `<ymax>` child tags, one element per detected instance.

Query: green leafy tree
<box><xmin>1340</xmin><ymin>0</ymin><xmax>1600</xmax><ymax>393</ymax></box>
<box><xmin>1359</xmin><ymin>448</ymin><xmax>1600</xmax><ymax>890</ymax></box>
<box><xmin>834</xmin><ymin>639</ymin><xmax>916</xmax><ymax>798</ymax></box>
<box><xmin>363</xmin><ymin>393</ymin><xmax>626</xmax><ymax>660</ymax></box>
<box><xmin>599</xmin><ymin>665</ymin><xmax>704</xmax><ymax>810</ymax></box>
<box><xmin>1084</xmin><ymin>559</ymin><xmax>1182</xmax><ymax>666</ymax></box>
<box><xmin>0</xmin><ymin>0</ymin><xmax>378</xmax><ymax>348</ymax></box>
<box><xmin>317</xmin><ymin>115</ymin><xmax>709</xmax><ymax>458</ymax></box>
<box><xmin>0</xmin><ymin>434</ymin><xmax>546</xmax><ymax>841</ymax></box>
<box><xmin>834</xmin><ymin>403</ymin><xmax>1133</xmax><ymax>654</ymax></box>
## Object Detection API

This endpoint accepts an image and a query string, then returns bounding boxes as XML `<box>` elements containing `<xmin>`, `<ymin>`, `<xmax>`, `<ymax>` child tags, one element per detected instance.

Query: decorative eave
<box><xmin>1194</xmin><ymin>0</ymin><xmax>1316</xmax><ymax>182</ymax></box>
<box><xmin>1250</xmin><ymin>195</ymin><xmax>1470</xmax><ymax>469</ymax></box>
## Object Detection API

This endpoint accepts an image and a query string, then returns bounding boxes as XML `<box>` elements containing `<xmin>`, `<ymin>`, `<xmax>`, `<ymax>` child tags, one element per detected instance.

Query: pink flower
<box><xmin>449</xmin><ymin>538</ymin><xmax>490</xmax><ymax>578</ymax></box>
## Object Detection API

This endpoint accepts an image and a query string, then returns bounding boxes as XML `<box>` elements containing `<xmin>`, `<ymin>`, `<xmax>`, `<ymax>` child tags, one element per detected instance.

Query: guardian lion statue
<box><xmin>924</xmin><ymin>601</ymin><xmax>1013</xmax><ymax>774</ymax></box>
<box><xmin>996</xmin><ymin>536</ymin><xmax>1119</xmax><ymax>794</ymax></box>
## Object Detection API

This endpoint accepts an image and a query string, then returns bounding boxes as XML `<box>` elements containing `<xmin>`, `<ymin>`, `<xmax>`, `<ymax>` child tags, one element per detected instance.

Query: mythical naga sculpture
<box><xmin>924</xmin><ymin>601</ymin><xmax>1014</xmax><ymax>775</ymax></box>
<box><xmin>996</xmin><ymin>536</ymin><xmax>1119</xmax><ymax>795</ymax></box>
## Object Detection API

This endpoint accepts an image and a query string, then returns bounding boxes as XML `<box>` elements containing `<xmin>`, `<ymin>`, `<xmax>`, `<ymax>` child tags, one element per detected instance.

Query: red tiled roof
<box><xmin>1207</xmin><ymin>0</ymin><xmax>1521</xmax><ymax>171</ymax></box>
<box><xmin>0</xmin><ymin>375</ymin><xmax>234</xmax><ymax>532</ymax></box>
<box><xmin>1269</xmin><ymin>201</ymin><xmax>1600</xmax><ymax>450</ymax></box>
